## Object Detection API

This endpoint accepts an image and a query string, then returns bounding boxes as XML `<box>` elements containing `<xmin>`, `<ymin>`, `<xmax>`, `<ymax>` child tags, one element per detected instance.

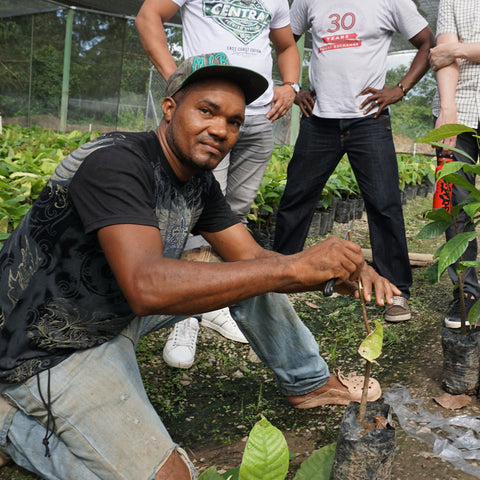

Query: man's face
<box><xmin>164</xmin><ymin>78</ymin><xmax>246</xmax><ymax>178</ymax></box>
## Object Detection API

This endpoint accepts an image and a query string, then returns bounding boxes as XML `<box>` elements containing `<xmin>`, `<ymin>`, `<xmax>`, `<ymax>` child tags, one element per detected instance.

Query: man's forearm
<box><xmin>449</xmin><ymin>42</ymin><xmax>480</xmax><ymax>63</ymax></box>
<box><xmin>133</xmin><ymin>254</ymin><xmax>302</xmax><ymax>316</ymax></box>
<box><xmin>135</xmin><ymin>0</ymin><xmax>179</xmax><ymax>80</ymax></box>
<box><xmin>271</xmin><ymin>26</ymin><xmax>300</xmax><ymax>84</ymax></box>
<box><xmin>277</xmin><ymin>43</ymin><xmax>301</xmax><ymax>84</ymax></box>
<box><xmin>398</xmin><ymin>26</ymin><xmax>434</xmax><ymax>92</ymax></box>
<box><xmin>436</xmin><ymin>61</ymin><xmax>459</xmax><ymax>115</ymax></box>
<box><xmin>433</xmin><ymin>34</ymin><xmax>460</xmax><ymax>123</ymax></box>
<box><xmin>428</xmin><ymin>33</ymin><xmax>480</xmax><ymax>71</ymax></box>
<box><xmin>98</xmin><ymin>224</ymin><xmax>370</xmax><ymax>317</ymax></box>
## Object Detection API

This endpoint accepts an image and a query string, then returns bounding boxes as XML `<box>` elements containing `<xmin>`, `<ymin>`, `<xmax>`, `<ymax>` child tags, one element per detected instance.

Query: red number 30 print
<box><xmin>327</xmin><ymin>12</ymin><xmax>356</xmax><ymax>33</ymax></box>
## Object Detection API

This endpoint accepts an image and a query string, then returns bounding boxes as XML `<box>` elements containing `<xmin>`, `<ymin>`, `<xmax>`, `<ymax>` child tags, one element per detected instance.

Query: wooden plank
<box><xmin>361</xmin><ymin>248</ymin><xmax>433</xmax><ymax>267</ymax></box>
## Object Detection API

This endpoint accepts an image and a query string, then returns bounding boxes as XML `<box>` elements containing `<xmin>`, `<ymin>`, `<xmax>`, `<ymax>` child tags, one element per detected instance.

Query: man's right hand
<box><xmin>294</xmin><ymin>89</ymin><xmax>316</xmax><ymax>117</ymax></box>
<box><xmin>429</xmin><ymin>43</ymin><xmax>458</xmax><ymax>71</ymax></box>
<box><xmin>290</xmin><ymin>237</ymin><xmax>401</xmax><ymax>306</ymax></box>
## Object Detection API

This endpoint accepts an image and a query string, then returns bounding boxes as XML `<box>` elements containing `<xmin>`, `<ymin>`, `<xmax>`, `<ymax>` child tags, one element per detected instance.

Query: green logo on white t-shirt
<box><xmin>203</xmin><ymin>0</ymin><xmax>271</xmax><ymax>45</ymax></box>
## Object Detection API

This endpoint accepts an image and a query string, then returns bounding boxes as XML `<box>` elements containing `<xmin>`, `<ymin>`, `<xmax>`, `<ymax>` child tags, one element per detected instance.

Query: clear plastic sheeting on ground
<box><xmin>384</xmin><ymin>384</ymin><xmax>480</xmax><ymax>478</ymax></box>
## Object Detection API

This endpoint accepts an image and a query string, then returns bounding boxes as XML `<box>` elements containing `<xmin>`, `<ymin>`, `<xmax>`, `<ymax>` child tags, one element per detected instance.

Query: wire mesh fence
<box><xmin>0</xmin><ymin>9</ymin><xmax>167</xmax><ymax>134</ymax></box>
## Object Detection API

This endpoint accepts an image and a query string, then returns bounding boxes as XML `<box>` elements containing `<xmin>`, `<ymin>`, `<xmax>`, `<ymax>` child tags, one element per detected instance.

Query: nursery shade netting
<box><xmin>0</xmin><ymin>8</ymin><xmax>171</xmax><ymax>133</ymax></box>
<box><xmin>0</xmin><ymin>0</ymin><xmax>439</xmax><ymax>140</ymax></box>
<box><xmin>0</xmin><ymin>5</ymin><xmax>292</xmax><ymax>141</ymax></box>
<box><xmin>0</xmin><ymin>0</ymin><xmax>143</xmax><ymax>18</ymax></box>
<box><xmin>0</xmin><ymin>0</ymin><xmax>58</xmax><ymax>17</ymax></box>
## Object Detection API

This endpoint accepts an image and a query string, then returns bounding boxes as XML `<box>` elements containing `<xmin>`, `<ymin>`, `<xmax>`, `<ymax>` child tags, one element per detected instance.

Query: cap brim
<box><xmin>180</xmin><ymin>65</ymin><xmax>268</xmax><ymax>105</ymax></box>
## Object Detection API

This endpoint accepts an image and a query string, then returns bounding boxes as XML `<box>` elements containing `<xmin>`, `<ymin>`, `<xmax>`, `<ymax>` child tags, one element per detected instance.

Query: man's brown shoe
<box><xmin>385</xmin><ymin>295</ymin><xmax>411</xmax><ymax>322</ymax></box>
<box><xmin>286</xmin><ymin>372</ymin><xmax>382</xmax><ymax>409</ymax></box>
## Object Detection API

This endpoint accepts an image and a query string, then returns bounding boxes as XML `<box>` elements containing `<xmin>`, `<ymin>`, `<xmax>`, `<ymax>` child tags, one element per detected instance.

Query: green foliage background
<box><xmin>0</xmin><ymin>11</ymin><xmax>182</xmax><ymax>129</ymax></box>
<box><xmin>0</xmin><ymin>125</ymin><xmax>435</xmax><ymax>247</ymax></box>
<box><xmin>1</xmin><ymin>11</ymin><xmax>435</xmax><ymax>141</ymax></box>
<box><xmin>387</xmin><ymin>65</ymin><xmax>437</xmax><ymax>140</ymax></box>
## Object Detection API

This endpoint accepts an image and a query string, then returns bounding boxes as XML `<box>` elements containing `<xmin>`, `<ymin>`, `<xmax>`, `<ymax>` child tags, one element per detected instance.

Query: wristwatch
<box><xmin>282</xmin><ymin>81</ymin><xmax>301</xmax><ymax>94</ymax></box>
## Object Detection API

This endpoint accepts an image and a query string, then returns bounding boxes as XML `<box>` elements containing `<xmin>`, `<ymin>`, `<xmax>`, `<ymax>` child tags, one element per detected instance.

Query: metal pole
<box><xmin>144</xmin><ymin>66</ymin><xmax>155</xmax><ymax>131</ymax></box>
<box><xmin>60</xmin><ymin>8</ymin><xmax>75</xmax><ymax>133</ymax></box>
<box><xmin>289</xmin><ymin>34</ymin><xmax>305</xmax><ymax>146</ymax></box>
<box><xmin>115</xmin><ymin>19</ymin><xmax>127</xmax><ymax>130</ymax></box>
<box><xmin>27</xmin><ymin>15</ymin><xmax>35</xmax><ymax>127</ymax></box>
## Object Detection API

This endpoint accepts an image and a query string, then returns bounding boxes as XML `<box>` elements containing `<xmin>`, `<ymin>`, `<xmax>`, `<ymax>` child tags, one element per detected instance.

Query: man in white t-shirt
<box><xmin>430</xmin><ymin>0</ymin><xmax>480</xmax><ymax>328</ymax></box>
<box><xmin>273</xmin><ymin>0</ymin><xmax>434</xmax><ymax>322</ymax></box>
<box><xmin>136</xmin><ymin>0</ymin><xmax>300</xmax><ymax>368</ymax></box>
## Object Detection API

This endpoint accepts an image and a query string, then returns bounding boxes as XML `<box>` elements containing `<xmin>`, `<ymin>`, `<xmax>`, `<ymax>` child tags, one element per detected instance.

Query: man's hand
<box><xmin>292</xmin><ymin>237</ymin><xmax>366</xmax><ymax>290</ymax></box>
<box><xmin>336</xmin><ymin>264</ymin><xmax>401</xmax><ymax>307</ymax></box>
<box><xmin>359</xmin><ymin>85</ymin><xmax>404</xmax><ymax>118</ymax></box>
<box><xmin>266</xmin><ymin>84</ymin><xmax>296</xmax><ymax>122</ymax></box>
<box><xmin>429</xmin><ymin>43</ymin><xmax>458</xmax><ymax>71</ymax></box>
<box><xmin>294</xmin><ymin>89</ymin><xmax>316</xmax><ymax>117</ymax></box>
<box><xmin>292</xmin><ymin>237</ymin><xmax>401</xmax><ymax>306</ymax></box>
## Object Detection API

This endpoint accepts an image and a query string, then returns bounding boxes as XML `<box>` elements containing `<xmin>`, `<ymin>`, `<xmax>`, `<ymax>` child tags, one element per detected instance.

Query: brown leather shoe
<box><xmin>286</xmin><ymin>372</ymin><xmax>382</xmax><ymax>409</ymax></box>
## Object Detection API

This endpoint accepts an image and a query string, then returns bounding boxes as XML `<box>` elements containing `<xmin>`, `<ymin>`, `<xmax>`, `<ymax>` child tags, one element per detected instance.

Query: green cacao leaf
<box><xmin>358</xmin><ymin>321</ymin><xmax>383</xmax><ymax>362</ymax></box>
<box><xmin>239</xmin><ymin>417</ymin><xmax>289</xmax><ymax>480</ymax></box>
<box><xmin>438</xmin><ymin>232</ymin><xmax>479</xmax><ymax>277</ymax></box>
<box><xmin>293</xmin><ymin>443</ymin><xmax>336</xmax><ymax>480</ymax></box>
<box><xmin>417</xmin><ymin>220</ymin><xmax>451</xmax><ymax>239</ymax></box>
<box><xmin>416</xmin><ymin>124</ymin><xmax>476</xmax><ymax>143</ymax></box>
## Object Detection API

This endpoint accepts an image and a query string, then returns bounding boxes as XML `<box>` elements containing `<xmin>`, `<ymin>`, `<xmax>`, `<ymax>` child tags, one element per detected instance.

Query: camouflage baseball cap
<box><xmin>165</xmin><ymin>52</ymin><xmax>268</xmax><ymax>105</ymax></box>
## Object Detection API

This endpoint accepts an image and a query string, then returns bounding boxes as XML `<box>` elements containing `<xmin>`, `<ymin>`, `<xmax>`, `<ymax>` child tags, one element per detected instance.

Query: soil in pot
<box><xmin>441</xmin><ymin>326</ymin><xmax>480</xmax><ymax>395</ymax></box>
<box><xmin>330</xmin><ymin>401</ymin><xmax>396</xmax><ymax>480</ymax></box>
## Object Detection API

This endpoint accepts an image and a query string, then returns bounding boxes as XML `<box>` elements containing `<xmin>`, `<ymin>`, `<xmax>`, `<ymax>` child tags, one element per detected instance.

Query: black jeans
<box><xmin>273</xmin><ymin>112</ymin><xmax>412</xmax><ymax>296</ymax></box>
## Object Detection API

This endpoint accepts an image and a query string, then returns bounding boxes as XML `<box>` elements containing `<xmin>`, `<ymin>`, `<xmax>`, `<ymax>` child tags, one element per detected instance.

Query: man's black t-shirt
<box><xmin>0</xmin><ymin>131</ymin><xmax>239</xmax><ymax>383</ymax></box>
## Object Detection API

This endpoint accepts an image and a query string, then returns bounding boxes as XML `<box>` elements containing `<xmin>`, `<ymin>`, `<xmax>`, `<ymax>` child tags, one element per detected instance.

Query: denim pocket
<box><xmin>378</xmin><ymin>111</ymin><xmax>392</xmax><ymax>131</ymax></box>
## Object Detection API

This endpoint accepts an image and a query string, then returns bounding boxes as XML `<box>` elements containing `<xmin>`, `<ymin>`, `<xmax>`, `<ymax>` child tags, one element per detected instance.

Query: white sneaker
<box><xmin>201</xmin><ymin>308</ymin><xmax>248</xmax><ymax>343</ymax></box>
<box><xmin>163</xmin><ymin>317</ymin><xmax>199</xmax><ymax>369</ymax></box>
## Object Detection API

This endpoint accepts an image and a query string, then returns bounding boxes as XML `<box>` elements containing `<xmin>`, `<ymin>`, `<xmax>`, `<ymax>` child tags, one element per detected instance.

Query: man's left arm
<box><xmin>430</xmin><ymin>41</ymin><xmax>480</xmax><ymax>71</ymax></box>
<box><xmin>432</xmin><ymin>33</ymin><xmax>461</xmax><ymax>151</ymax></box>
<box><xmin>201</xmin><ymin>223</ymin><xmax>278</xmax><ymax>262</ymax></box>
<box><xmin>266</xmin><ymin>26</ymin><xmax>301</xmax><ymax>122</ymax></box>
<box><xmin>360</xmin><ymin>26</ymin><xmax>435</xmax><ymax>117</ymax></box>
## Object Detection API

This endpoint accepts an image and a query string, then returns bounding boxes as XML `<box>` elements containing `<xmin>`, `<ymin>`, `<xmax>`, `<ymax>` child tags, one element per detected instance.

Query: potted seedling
<box><xmin>329</xmin><ymin>281</ymin><xmax>396</xmax><ymax>480</ymax></box>
<box><xmin>417</xmin><ymin>124</ymin><xmax>480</xmax><ymax>396</ymax></box>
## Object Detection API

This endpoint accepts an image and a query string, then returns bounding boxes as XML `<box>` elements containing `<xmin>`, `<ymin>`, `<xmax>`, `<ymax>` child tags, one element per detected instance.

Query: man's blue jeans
<box><xmin>274</xmin><ymin>112</ymin><xmax>412</xmax><ymax>296</ymax></box>
<box><xmin>0</xmin><ymin>293</ymin><xmax>329</xmax><ymax>480</ymax></box>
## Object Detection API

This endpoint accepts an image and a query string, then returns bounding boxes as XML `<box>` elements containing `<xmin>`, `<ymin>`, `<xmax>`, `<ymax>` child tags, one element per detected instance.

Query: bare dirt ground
<box><xmin>189</xmin><ymin>280</ymin><xmax>480</xmax><ymax>480</ymax></box>
<box><xmin>185</xmin><ymin>194</ymin><xmax>480</xmax><ymax>480</ymax></box>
